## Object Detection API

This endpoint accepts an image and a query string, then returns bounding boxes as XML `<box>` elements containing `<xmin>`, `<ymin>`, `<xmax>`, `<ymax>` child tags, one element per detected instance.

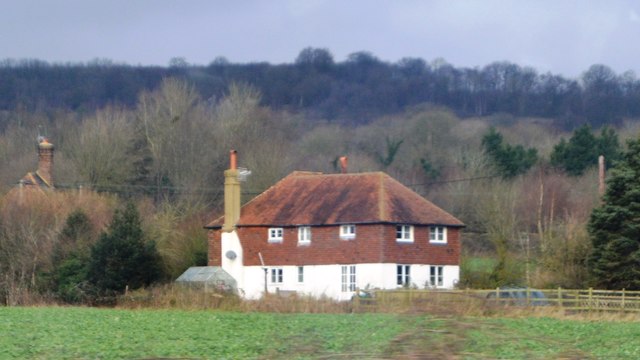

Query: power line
<box><xmin>406</xmin><ymin>174</ymin><xmax>502</xmax><ymax>188</ymax></box>
<box><xmin>6</xmin><ymin>173</ymin><xmax>503</xmax><ymax>197</ymax></box>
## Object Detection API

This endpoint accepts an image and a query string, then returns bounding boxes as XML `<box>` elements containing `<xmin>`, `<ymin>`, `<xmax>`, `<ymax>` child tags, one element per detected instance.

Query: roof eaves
<box><xmin>221</xmin><ymin>221</ymin><xmax>465</xmax><ymax>228</ymax></box>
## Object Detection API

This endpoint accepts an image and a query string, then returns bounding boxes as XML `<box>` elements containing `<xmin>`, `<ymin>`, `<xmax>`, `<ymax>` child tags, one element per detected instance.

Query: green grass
<box><xmin>0</xmin><ymin>307</ymin><xmax>421</xmax><ymax>359</ymax></box>
<box><xmin>2</xmin><ymin>307</ymin><xmax>640</xmax><ymax>359</ymax></box>
<box><xmin>465</xmin><ymin>317</ymin><xmax>640</xmax><ymax>359</ymax></box>
<box><xmin>463</xmin><ymin>256</ymin><xmax>497</xmax><ymax>273</ymax></box>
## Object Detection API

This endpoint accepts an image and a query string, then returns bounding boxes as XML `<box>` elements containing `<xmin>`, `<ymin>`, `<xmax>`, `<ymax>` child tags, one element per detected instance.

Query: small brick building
<box><xmin>205</xmin><ymin>152</ymin><xmax>464</xmax><ymax>300</ymax></box>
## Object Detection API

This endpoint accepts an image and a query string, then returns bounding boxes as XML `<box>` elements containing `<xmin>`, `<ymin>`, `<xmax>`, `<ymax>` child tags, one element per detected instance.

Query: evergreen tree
<box><xmin>50</xmin><ymin>209</ymin><xmax>94</xmax><ymax>303</ymax></box>
<box><xmin>598</xmin><ymin>126</ymin><xmax>624</xmax><ymax>165</ymax></box>
<box><xmin>588</xmin><ymin>138</ymin><xmax>640</xmax><ymax>289</ymax></box>
<box><xmin>481</xmin><ymin>127</ymin><xmax>538</xmax><ymax>178</ymax></box>
<box><xmin>551</xmin><ymin>125</ymin><xmax>622</xmax><ymax>176</ymax></box>
<box><xmin>88</xmin><ymin>202</ymin><xmax>162</xmax><ymax>296</ymax></box>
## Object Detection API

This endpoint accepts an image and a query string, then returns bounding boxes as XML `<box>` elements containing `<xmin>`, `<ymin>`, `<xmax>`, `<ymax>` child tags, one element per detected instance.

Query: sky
<box><xmin>1</xmin><ymin>0</ymin><xmax>639</xmax><ymax>78</ymax></box>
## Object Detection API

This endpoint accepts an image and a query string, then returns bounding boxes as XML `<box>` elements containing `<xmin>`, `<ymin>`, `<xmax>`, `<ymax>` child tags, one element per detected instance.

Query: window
<box><xmin>298</xmin><ymin>226</ymin><xmax>311</xmax><ymax>244</ymax></box>
<box><xmin>268</xmin><ymin>227</ymin><xmax>283</xmax><ymax>242</ymax></box>
<box><xmin>396</xmin><ymin>225</ymin><xmax>413</xmax><ymax>242</ymax></box>
<box><xmin>397</xmin><ymin>265</ymin><xmax>411</xmax><ymax>286</ymax></box>
<box><xmin>429</xmin><ymin>266</ymin><xmax>443</xmax><ymax>287</ymax></box>
<box><xmin>429</xmin><ymin>226</ymin><xmax>447</xmax><ymax>244</ymax></box>
<box><xmin>341</xmin><ymin>265</ymin><xmax>356</xmax><ymax>292</ymax></box>
<box><xmin>340</xmin><ymin>224</ymin><xmax>356</xmax><ymax>239</ymax></box>
<box><xmin>270</xmin><ymin>268</ymin><xmax>283</xmax><ymax>283</ymax></box>
<box><xmin>297</xmin><ymin>266</ymin><xmax>304</xmax><ymax>283</ymax></box>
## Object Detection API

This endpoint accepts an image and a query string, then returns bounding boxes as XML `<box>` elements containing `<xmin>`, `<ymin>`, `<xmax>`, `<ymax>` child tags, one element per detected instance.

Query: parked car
<box><xmin>486</xmin><ymin>287</ymin><xmax>550</xmax><ymax>306</ymax></box>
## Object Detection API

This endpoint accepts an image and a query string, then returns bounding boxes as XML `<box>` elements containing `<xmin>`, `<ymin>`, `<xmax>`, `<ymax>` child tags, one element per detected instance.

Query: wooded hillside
<box><xmin>2</xmin><ymin>52</ymin><xmax>640</xmax><ymax>304</ymax></box>
<box><xmin>2</xmin><ymin>48</ymin><xmax>639</xmax><ymax>129</ymax></box>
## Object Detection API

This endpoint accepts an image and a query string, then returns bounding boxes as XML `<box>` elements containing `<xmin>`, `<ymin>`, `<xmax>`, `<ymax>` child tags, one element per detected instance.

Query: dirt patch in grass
<box><xmin>382</xmin><ymin>317</ymin><xmax>479</xmax><ymax>359</ymax></box>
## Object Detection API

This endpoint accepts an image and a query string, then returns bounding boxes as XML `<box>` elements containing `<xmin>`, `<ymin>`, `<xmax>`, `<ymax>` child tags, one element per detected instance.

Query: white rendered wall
<box><xmin>237</xmin><ymin>263</ymin><xmax>460</xmax><ymax>300</ymax></box>
<box><xmin>220</xmin><ymin>231</ymin><xmax>245</xmax><ymax>292</ymax></box>
<box><xmin>219</xmin><ymin>230</ymin><xmax>459</xmax><ymax>299</ymax></box>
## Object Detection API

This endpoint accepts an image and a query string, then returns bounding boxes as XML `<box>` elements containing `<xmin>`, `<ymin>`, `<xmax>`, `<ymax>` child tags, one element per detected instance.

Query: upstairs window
<box><xmin>298</xmin><ymin>226</ymin><xmax>311</xmax><ymax>245</ymax></box>
<box><xmin>429</xmin><ymin>226</ymin><xmax>447</xmax><ymax>244</ymax></box>
<box><xmin>268</xmin><ymin>227</ymin><xmax>283</xmax><ymax>243</ymax></box>
<box><xmin>396</xmin><ymin>225</ymin><xmax>413</xmax><ymax>243</ymax></box>
<box><xmin>340</xmin><ymin>224</ymin><xmax>356</xmax><ymax>240</ymax></box>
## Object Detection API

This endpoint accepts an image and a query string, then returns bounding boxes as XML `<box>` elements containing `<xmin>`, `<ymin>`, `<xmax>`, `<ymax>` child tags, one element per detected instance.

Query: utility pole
<box><xmin>598</xmin><ymin>155</ymin><xmax>606</xmax><ymax>198</ymax></box>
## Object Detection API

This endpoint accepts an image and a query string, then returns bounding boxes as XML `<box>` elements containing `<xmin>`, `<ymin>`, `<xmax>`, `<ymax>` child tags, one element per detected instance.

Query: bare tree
<box><xmin>65</xmin><ymin>106</ymin><xmax>137</xmax><ymax>188</ymax></box>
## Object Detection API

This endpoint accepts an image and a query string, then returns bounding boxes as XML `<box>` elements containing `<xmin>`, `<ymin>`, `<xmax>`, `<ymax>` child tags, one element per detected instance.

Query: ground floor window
<box><xmin>429</xmin><ymin>266</ymin><xmax>443</xmax><ymax>287</ymax></box>
<box><xmin>397</xmin><ymin>265</ymin><xmax>411</xmax><ymax>286</ymax></box>
<box><xmin>341</xmin><ymin>265</ymin><xmax>356</xmax><ymax>292</ymax></box>
<box><xmin>298</xmin><ymin>266</ymin><xmax>304</xmax><ymax>283</ymax></box>
<box><xmin>270</xmin><ymin>268</ymin><xmax>283</xmax><ymax>284</ymax></box>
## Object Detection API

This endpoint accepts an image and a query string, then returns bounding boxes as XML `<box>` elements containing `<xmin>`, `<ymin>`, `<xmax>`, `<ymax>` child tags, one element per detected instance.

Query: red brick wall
<box><xmin>208</xmin><ymin>229</ymin><xmax>222</xmax><ymax>266</ymax></box>
<box><xmin>208</xmin><ymin>224</ymin><xmax>461</xmax><ymax>266</ymax></box>
<box><xmin>381</xmin><ymin>226</ymin><xmax>460</xmax><ymax>265</ymax></box>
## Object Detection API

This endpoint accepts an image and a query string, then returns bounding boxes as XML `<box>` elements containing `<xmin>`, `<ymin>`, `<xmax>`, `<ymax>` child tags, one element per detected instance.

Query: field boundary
<box><xmin>353</xmin><ymin>287</ymin><xmax>640</xmax><ymax>313</ymax></box>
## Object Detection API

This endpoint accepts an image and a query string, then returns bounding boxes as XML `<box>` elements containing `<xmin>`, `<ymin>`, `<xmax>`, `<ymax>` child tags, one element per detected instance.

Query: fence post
<box><xmin>526</xmin><ymin>287</ymin><xmax>531</xmax><ymax>306</ymax></box>
<box><xmin>622</xmin><ymin>288</ymin><xmax>626</xmax><ymax>310</ymax></box>
<box><xmin>557</xmin><ymin>287</ymin><xmax>562</xmax><ymax>308</ymax></box>
<box><xmin>588</xmin><ymin>287</ymin><xmax>593</xmax><ymax>313</ymax></box>
<box><xmin>354</xmin><ymin>287</ymin><xmax>360</xmax><ymax>311</ymax></box>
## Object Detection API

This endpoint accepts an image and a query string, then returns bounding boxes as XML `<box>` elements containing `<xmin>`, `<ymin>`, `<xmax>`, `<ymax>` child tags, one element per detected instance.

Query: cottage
<box><xmin>3</xmin><ymin>137</ymin><xmax>55</xmax><ymax>205</ymax></box>
<box><xmin>205</xmin><ymin>151</ymin><xmax>464</xmax><ymax>300</ymax></box>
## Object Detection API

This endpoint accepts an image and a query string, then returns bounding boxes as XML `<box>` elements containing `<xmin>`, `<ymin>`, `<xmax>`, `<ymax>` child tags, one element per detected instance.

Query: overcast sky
<box><xmin>2</xmin><ymin>0</ymin><xmax>639</xmax><ymax>78</ymax></box>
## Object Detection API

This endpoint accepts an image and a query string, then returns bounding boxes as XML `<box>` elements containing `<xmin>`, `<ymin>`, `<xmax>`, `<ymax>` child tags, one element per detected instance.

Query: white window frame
<box><xmin>339</xmin><ymin>224</ymin><xmax>356</xmax><ymax>240</ymax></box>
<box><xmin>298</xmin><ymin>226</ymin><xmax>311</xmax><ymax>245</ymax></box>
<box><xmin>397</xmin><ymin>265</ymin><xmax>411</xmax><ymax>286</ymax></box>
<box><xmin>396</xmin><ymin>225</ymin><xmax>414</xmax><ymax>243</ymax></box>
<box><xmin>429</xmin><ymin>266</ymin><xmax>443</xmax><ymax>287</ymax></box>
<box><xmin>341</xmin><ymin>265</ymin><xmax>356</xmax><ymax>292</ymax></box>
<box><xmin>429</xmin><ymin>226</ymin><xmax>447</xmax><ymax>244</ymax></box>
<box><xmin>268</xmin><ymin>227</ymin><xmax>283</xmax><ymax>243</ymax></box>
<box><xmin>297</xmin><ymin>266</ymin><xmax>304</xmax><ymax>283</ymax></box>
<box><xmin>270</xmin><ymin>268</ymin><xmax>283</xmax><ymax>284</ymax></box>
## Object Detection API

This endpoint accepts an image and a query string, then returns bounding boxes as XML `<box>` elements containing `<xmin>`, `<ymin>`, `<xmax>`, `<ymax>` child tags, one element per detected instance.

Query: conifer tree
<box><xmin>88</xmin><ymin>202</ymin><xmax>162</xmax><ymax>296</ymax></box>
<box><xmin>50</xmin><ymin>209</ymin><xmax>94</xmax><ymax>303</ymax></box>
<box><xmin>589</xmin><ymin>138</ymin><xmax>640</xmax><ymax>289</ymax></box>
<box><xmin>481</xmin><ymin>127</ymin><xmax>538</xmax><ymax>178</ymax></box>
<box><xmin>551</xmin><ymin>125</ymin><xmax>622</xmax><ymax>176</ymax></box>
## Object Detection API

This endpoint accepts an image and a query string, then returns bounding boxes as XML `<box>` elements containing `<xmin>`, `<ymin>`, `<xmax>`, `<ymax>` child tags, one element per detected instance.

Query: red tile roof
<box><xmin>207</xmin><ymin>171</ymin><xmax>463</xmax><ymax>228</ymax></box>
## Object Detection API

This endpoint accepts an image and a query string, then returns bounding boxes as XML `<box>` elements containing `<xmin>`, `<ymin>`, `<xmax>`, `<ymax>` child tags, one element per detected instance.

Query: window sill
<box><xmin>297</xmin><ymin>241</ymin><xmax>311</xmax><ymax>246</ymax></box>
<box><xmin>268</xmin><ymin>239</ymin><xmax>283</xmax><ymax>243</ymax></box>
<box><xmin>340</xmin><ymin>235</ymin><xmax>355</xmax><ymax>240</ymax></box>
<box><xmin>429</xmin><ymin>241</ymin><xmax>447</xmax><ymax>245</ymax></box>
<box><xmin>396</xmin><ymin>239</ymin><xmax>414</xmax><ymax>243</ymax></box>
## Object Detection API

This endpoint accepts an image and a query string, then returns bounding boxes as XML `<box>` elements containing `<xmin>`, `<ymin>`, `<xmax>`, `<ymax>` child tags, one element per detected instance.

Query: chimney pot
<box><xmin>230</xmin><ymin>150</ymin><xmax>237</xmax><ymax>170</ymax></box>
<box><xmin>339</xmin><ymin>156</ymin><xmax>348</xmax><ymax>174</ymax></box>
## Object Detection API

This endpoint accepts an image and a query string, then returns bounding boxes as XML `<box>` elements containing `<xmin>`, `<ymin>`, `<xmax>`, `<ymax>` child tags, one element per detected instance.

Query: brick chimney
<box><xmin>37</xmin><ymin>138</ymin><xmax>54</xmax><ymax>186</ymax></box>
<box><xmin>223</xmin><ymin>150</ymin><xmax>241</xmax><ymax>232</ymax></box>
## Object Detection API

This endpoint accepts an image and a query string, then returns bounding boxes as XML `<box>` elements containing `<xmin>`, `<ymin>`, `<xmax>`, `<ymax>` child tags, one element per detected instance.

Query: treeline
<box><xmin>1</xmin><ymin>76</ymin><xmax>639</xmax><ymax>305</ymax></box>
<box><xmin>2</xmin><ymin>48</ymin><xmax>640</xmax><ymax>129</ymax></box>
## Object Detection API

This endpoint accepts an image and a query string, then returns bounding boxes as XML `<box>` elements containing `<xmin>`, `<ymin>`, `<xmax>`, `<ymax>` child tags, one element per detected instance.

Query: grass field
<box><xmin>1</xmin><ymin>307</ymin><xmax>639</xmax><ymax>359</ymax></box>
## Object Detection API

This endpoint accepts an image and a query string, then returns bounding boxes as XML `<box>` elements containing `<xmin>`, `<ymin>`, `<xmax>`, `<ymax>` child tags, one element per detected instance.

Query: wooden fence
<box><xmin>352</xmin><ymin>287</ymin><xmax>640</xmax><ymax>313</ymax></box>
